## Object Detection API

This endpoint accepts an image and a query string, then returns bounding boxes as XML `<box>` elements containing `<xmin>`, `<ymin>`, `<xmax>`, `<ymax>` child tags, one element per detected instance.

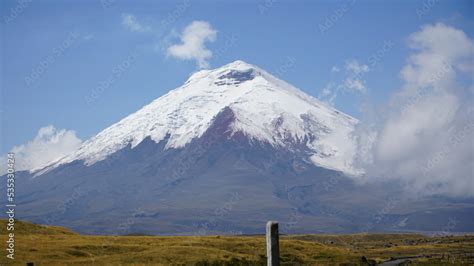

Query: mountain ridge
<box><xmin>38</xmin><ymin>60</ymin><xmax>361</xmax><ymax>176</ymax></box>
<box><xmin>7</xmin><ymin>60</ymin><xmax>473</xmax><ymax>235</ymax></box>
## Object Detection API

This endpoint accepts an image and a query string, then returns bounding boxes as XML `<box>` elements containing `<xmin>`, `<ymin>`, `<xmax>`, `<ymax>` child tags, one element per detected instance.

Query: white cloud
<box><xmin>344</xmin><ymin>77</ymin><xmax>366</xmax><ymax>92</ymax></box>
<box><xmin>346</xmin><ymin>59</ymin><xmax>369</xmax><ymax>75</ymax></box>
<box><xmin>167</xmin><ymin>21</ymin><xmax>217</xmax><ymax>69</ymax></box>
<box><xmin>344</xmin><ymin>60</ymin><xmax>370</xmax><ymax>93</ymax></box>
<box><xmin>1</xmin><ymin>126</ymin><xmax>82</xmax><ymax>174</ymax></box>
<box><xmin>319</xmin><ymin>59</ymin><xmax>369</xmax><ymax>104</ymax></box>
<box><xmin>354</xmin><ymin>23</ymin><xmax>474</xmax><ymax>197</ymax></box>
<box><xmin>121</xmin><ymin>14</ymin><xmax>151</xmax><ymax>32</ymax></box>
<box><xmin>318</xmin><ymin>83</ymin><xmax>338</xmax><ymax>106</ymax></box>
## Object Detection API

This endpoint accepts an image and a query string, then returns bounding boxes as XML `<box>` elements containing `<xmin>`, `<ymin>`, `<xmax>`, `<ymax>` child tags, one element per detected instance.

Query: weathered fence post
<box><xmin>266</xmin><ymin>220</ymin><xmax>280</xmax><ymax>266</ymax></box>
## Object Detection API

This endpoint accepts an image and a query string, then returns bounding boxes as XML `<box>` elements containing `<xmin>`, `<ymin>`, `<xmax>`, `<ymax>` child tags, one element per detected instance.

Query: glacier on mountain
<box><xmin>38</xmin><ymin>60</ymin><xmax>362</xmax><ymax>176</ymax></box>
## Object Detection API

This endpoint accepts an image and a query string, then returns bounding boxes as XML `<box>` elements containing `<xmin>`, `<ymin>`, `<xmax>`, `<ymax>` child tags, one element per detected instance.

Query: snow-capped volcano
<box><xmin>40</xmin><ymin>60</ymin><xmax>360</xmax><ymax>175</ymax></box>
<box><xmin>11</xmin><ymin>60</ymin><xmax>474</xmax><ymax>236</ymax></box>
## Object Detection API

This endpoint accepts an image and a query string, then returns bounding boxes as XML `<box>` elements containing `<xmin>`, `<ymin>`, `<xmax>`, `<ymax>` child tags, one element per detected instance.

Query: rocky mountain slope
<box><xmin>4</xmin><ymin>61</ymin><xmax>473</xmax><ymax>235</ymax></box>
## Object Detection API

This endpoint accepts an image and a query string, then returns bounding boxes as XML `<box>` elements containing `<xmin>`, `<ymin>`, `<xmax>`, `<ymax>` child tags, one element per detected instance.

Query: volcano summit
<box><xmin>9</xmin><ymin>61</ymin><xmax>474</xmax><ymax>235</ymax></box>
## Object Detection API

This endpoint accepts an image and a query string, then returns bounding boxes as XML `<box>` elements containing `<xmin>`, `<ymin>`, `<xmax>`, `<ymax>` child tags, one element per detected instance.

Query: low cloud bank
<box><xmin>1</xmin><ymin>125</ymin><xmax>82</xmax><ymax>174</ymax></box>
<box><xmin>354</xmin><ymin>23</ymin><xmax>474</xmax><ymax>197</ymax></box>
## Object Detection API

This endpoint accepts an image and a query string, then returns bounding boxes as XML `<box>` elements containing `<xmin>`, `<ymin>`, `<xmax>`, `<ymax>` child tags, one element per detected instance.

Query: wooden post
<box><xmin>266</xmin><ymin>221</ymin><xmax>280</xmax><ymax>266</ymax></box>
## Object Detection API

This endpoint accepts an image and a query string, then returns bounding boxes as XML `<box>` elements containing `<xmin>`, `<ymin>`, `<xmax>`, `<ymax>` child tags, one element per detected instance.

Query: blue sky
<box><xmin>1</xmin><ymin>0</ymin><xmax>473</xmax><ymax>155</ymax></box>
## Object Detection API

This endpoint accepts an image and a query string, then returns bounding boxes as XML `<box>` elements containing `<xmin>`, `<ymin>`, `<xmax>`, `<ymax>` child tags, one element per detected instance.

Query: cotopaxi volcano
<box><xmin>6</xmin><ymin>61</ymin><xmax>474</xmax><ymax>235</ymax></box>
<box><xmin>40</xmin><ymin>60</ymin><xmax>360</xmax><ymax>176</ymax></box>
